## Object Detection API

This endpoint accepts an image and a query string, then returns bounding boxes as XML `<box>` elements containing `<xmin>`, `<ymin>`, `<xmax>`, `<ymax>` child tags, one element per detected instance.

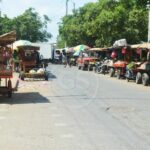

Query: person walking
<box><xmin>66</xmin><ymin>53</ymin><xmax>71</xmax><ymax>67</ymax></box>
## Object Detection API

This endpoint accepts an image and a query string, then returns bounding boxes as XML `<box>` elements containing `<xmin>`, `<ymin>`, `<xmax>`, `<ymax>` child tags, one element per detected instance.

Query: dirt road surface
<box><xmin>0</xmin><ymin>64</ymin><xmax>150</xmax><ymax>150</ymax></box>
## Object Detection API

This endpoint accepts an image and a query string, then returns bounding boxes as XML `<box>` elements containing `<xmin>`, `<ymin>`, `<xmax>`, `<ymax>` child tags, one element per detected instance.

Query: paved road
<box><xmin>0</xmin><ymin>64</ymin><xmax>150</xmax><ymax>150</ymax></box>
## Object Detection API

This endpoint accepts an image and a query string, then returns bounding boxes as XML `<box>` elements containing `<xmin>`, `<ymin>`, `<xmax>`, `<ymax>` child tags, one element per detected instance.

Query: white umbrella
<box><xmin>13</xmin><ymin>40</ymin><xmax>32</xmax><ymax>50</ymax></box>
<box><xmin>13</xmin><ymin>40</ymin><xmax>39</xmax><ymax>50</ymax></box>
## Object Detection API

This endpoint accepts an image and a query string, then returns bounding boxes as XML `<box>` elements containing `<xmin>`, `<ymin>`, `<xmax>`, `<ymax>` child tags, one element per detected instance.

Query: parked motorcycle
<box><xmin>94</xmin><ymin>61</ymin><xmax>101</xmax><ymax>73</ymax></box>
<box><xmin>125</xmin><ymin>69</ymin><xmax>136</xmax><ymax>82</ymax></box>
<box><xmin>95</xmin><ymin>58</ymin><xmax>108</xmax><ymax>74</ymax></box>
<box><xmin>125</xmin><ymin>61</ymin><xmax>140</xmax><ymax>82</ymax></box>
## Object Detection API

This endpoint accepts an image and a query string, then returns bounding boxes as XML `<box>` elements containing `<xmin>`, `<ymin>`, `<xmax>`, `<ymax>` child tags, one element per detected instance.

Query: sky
<box><xmin>0</xmin><ymin>0</ymin><xmax>97</xmax><ymax>43</ymax></box>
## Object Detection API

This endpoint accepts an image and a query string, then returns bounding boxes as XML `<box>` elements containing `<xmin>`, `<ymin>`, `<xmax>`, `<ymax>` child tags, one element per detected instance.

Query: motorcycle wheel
<box><xmin>142</xmin><ymin>73</ymin><xmax>149</xmax><ymax>86</ymax></box>
<box><xmin>136</xmin><ymin>72</ymin><xmax>142</xmax><ymax>84</ymax></box>
<box><xmin>117</xmin><ymin>70</ymin><xmax>121</xmax><ymax>79</ymax></box>
<box><xmin>109</xmin><ymin>68</ymin><xmax>115</xmax><ymax>77</ymax></box>
<box><xmin>97</xmin><ymin>67</ymin><xmax>101</xmax><ymax>74</ymax></box>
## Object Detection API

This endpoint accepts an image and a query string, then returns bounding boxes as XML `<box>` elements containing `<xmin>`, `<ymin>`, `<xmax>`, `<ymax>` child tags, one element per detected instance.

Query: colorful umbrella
<box><xmin>73</xmin><ymin>44</ymin><xmax>90</xmax><ymax>52</ymax></box>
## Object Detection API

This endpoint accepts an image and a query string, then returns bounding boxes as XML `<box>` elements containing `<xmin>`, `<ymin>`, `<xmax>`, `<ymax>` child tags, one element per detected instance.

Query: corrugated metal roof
<box><xmin>131</xmin><ymin>43</ymin><xmax>150</xmax><ymax>49</ymax></box>
<box><xmin>0</xmin><ymin>31</ymin><xmax>16</xmax><ymax>46</ymax></box>
<box><xmin>88</xmin><ymin>47</ymin><xmax>108</xmax><ymax>52</ymax></box>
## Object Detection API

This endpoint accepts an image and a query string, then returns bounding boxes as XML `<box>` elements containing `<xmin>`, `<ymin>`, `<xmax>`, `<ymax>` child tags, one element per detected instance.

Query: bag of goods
<box><xmin>122</xmin><ymin>47</ymin><xmax>127</xmax><ymax>54</ymax></box>
<box><xmin>37</xmin><ymin>68</ymin><xmax>45</xmax><ymax>74</ymax></box>
<box><xmin>113</xmin><ymin>39</ymin><xmax>127</xmax><ymax>47</ymax></box>
<box><xmin>29</xmin><ymin>69</ymin><xmax>36</xmax><ymax>74</ymax></box>
<box><xmin>111</xmin><ymin>51</ymin><xmax>117</xmax><ymax>58</ymax></box>
<box><xmin>127</xmin><ymin>62</ymin><xmax>135</xmax><ymax>70</ymax></box>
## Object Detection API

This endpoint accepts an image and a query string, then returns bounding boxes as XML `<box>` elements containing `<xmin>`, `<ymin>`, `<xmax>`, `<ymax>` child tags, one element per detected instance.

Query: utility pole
<box><xmin>65</xmin><ymin>0</ymin><xmax>69</xmax><ymax>48</ymax></box>
<box><xmin>73</xmin><ymin>2</ymin><xmax>75</xmax><ymax>14</ymax></box>
<box><xmin>147</xmin><ymin>0</ymin><xmax>150</xmax><ymax>42</ymax></box>
<box><xmin>66</xmin><ymin>0</ymin><xmax>69</xmax><ymax>16</ymax></box>
<box><xmin>0</xmin><ymin>0</ymin><xmax>2</xmax><ymax>17</ymax></box>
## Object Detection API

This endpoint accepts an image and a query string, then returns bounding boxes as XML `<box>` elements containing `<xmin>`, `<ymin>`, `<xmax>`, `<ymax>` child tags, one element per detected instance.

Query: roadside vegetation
<box><xmin>57</xmin><ymin>0</ymin><xmax>148</xmax><ymax>48</ymax></box>
<box><xmin>0</xmin><ymin>8</ymin><xmax>51</xmax><ymax>42</ymax></box>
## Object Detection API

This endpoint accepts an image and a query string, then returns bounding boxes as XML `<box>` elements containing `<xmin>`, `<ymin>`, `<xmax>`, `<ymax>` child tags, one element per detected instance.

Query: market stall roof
<box><xmin>131</xmin><ymin>43</ymin><xmax>150</xmax><ymax>49</ymax></box>
<box><xmin>17</xmin><ymin>45</ymin><xmax>40</xmax><ymax>50</ymax></box>
<box><xmin>138</xmin><ymin>43</ymin><xmax>150</xmax><ymax>49</ymax></box>
<box><xmin>13</xmin><ymin>40</ymin><xmax>40</xmax><ymax>50</ymax></box>
<box><xmin>130</xmin><ymin>44</ymin><xmax>141</xmax><ymax>49</ymax></box>
<box><xmin>0</xmin><ymin>31</ymin><xmax>16</xmax><ymax>46</ymax></box>
<box><xmin>88</xmin><ymin>47</ymin><xmax>108</xmax><ymax>52</ymax></box>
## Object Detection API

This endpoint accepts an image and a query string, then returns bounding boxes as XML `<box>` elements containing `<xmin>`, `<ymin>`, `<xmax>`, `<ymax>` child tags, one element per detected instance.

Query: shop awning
<box><xmin>88</xmin><ymin>47</ymin><xmax>108</xmax><ymax>52</ymax></box>
<box><xmin>0</xmin><ymin>31</ymin><xmax>16</xmax><ymax>46</ymax></box>
<box><xmin>13</xmin><ymin>40</ymin><xmax>40</xmax><ymax>51</ymax></box>
<box><xmin>131</xmin><ymin>43</ymin><xmax>150</xmax><ymax>49</ymax></box>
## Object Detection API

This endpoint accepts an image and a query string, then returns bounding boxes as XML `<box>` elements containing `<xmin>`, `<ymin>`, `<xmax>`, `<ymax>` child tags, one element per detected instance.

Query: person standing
<box><xmin>62</xmin><ymin>50</ymin><xmax>67</xmax><ymax>67</ymax></box>
<box><xmin>13</xmin><ymin>50</ymin><xmax>19</xmax><ymax>72</ymax></box>
<box><xmin>147</xmin><ymin>50</ymin><xmax>150</xmax><ymax>61</ymax></box>
<box><xmin>66</xmin><ymin>53</ymin><xmax>71</xmax><ymax>67</ymax></box>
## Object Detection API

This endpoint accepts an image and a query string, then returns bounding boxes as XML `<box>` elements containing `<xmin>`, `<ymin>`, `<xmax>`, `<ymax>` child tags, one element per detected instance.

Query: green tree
<box><xmin>13</xmin><ymin>8</ymin><xmax>51</xmax><ymax>42</ymax></box>
<box><xmin>0</xmin><ymin>8</ymin><xmax>52</xmax><ymax>42</ymax></box>
<box><xmin>58</xmin><ymin>0</ymin><xmax>149</xmax><ymax>48</ymax></box>
<box><xmin>0</xmin><ymin>15</ymin><xmax>14</xmax><ymax>35</ymax></box>
<box><xmin>58</xmin><ymin>2</ymin><xmax>98</xmax><ymax>47</ymax></box>
<box><xmin>125</xmin><ymin>7</ymin><xmax>147</xmax><ymax>43</ymax></box>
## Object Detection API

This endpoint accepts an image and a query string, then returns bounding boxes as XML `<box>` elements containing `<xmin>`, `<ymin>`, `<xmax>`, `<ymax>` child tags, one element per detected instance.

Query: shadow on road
<box><xmin>0</xmin><ymin>92</ymin><xmax>50</xmax><ymax>104</ymax></box>
<box><xmin>48</xmin><ymin>71</ymin><xmax>57</xmax><ymax>79</ymax></box>
<box><xmin>48</xmin><ymin>94</ymin><xmax>86</xmax><ymax>98</ymax></box>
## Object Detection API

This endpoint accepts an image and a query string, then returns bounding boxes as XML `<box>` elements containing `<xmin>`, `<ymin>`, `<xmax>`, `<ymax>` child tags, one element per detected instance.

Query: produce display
<box><xmin>20</xmin><ymin>67</ymin><xmax>48</xmax><ymax>81</ymax></box>
<box><xmin>15</xmin><ymin>43</ymin><xmax>49</xmax><ymax>81</ymax></box>
<box><xmin>29</xmin><ymin>68</ymin><xmax>45</xmax><ymax>74</ymax></box>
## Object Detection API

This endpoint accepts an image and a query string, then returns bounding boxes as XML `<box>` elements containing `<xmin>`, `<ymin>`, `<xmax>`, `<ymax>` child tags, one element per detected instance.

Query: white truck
<box><xmin>34</xmin><ymin>42</ymin><xmax>54</xmax><ymax>62</ymax></box>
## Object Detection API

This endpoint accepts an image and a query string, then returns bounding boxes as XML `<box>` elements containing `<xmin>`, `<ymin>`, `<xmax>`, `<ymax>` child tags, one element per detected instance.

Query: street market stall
<box><xmin>13</xmin><ymin>41</ymin><xmax>49</xmax><ymax>81</ymax></box>
<box><xmin>0</xmin><ymin>31</ymin><xmax>16</xmax><ymax>97</ymax></box>
<box><xmin>129</xmin><ymin>43</ymin><xmax>150</xmax><ymax>85</ymax></box>
<box><xmin>87</xmin><ymin>47</ymin><xmax>111</xmax><ymax>73</ymax></box>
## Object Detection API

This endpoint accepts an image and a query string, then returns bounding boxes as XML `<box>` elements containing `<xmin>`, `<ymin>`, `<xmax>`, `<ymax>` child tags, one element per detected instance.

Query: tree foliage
<box><xmin>0</xmin><ymin>8</ymin><xmax>51</xmax><ymax>42</ymax></box>
<box><xmin>58</xmin><ymin>0</ymin><xmax>148</xmax><ymax>48</ymax></box>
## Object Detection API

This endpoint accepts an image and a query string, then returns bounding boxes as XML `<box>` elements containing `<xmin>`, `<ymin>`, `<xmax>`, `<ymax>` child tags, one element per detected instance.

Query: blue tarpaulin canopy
<box><xmin>73</xmin><ymin>51</ymin><xmax>80</xmax><ymax>56</ymax></box>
